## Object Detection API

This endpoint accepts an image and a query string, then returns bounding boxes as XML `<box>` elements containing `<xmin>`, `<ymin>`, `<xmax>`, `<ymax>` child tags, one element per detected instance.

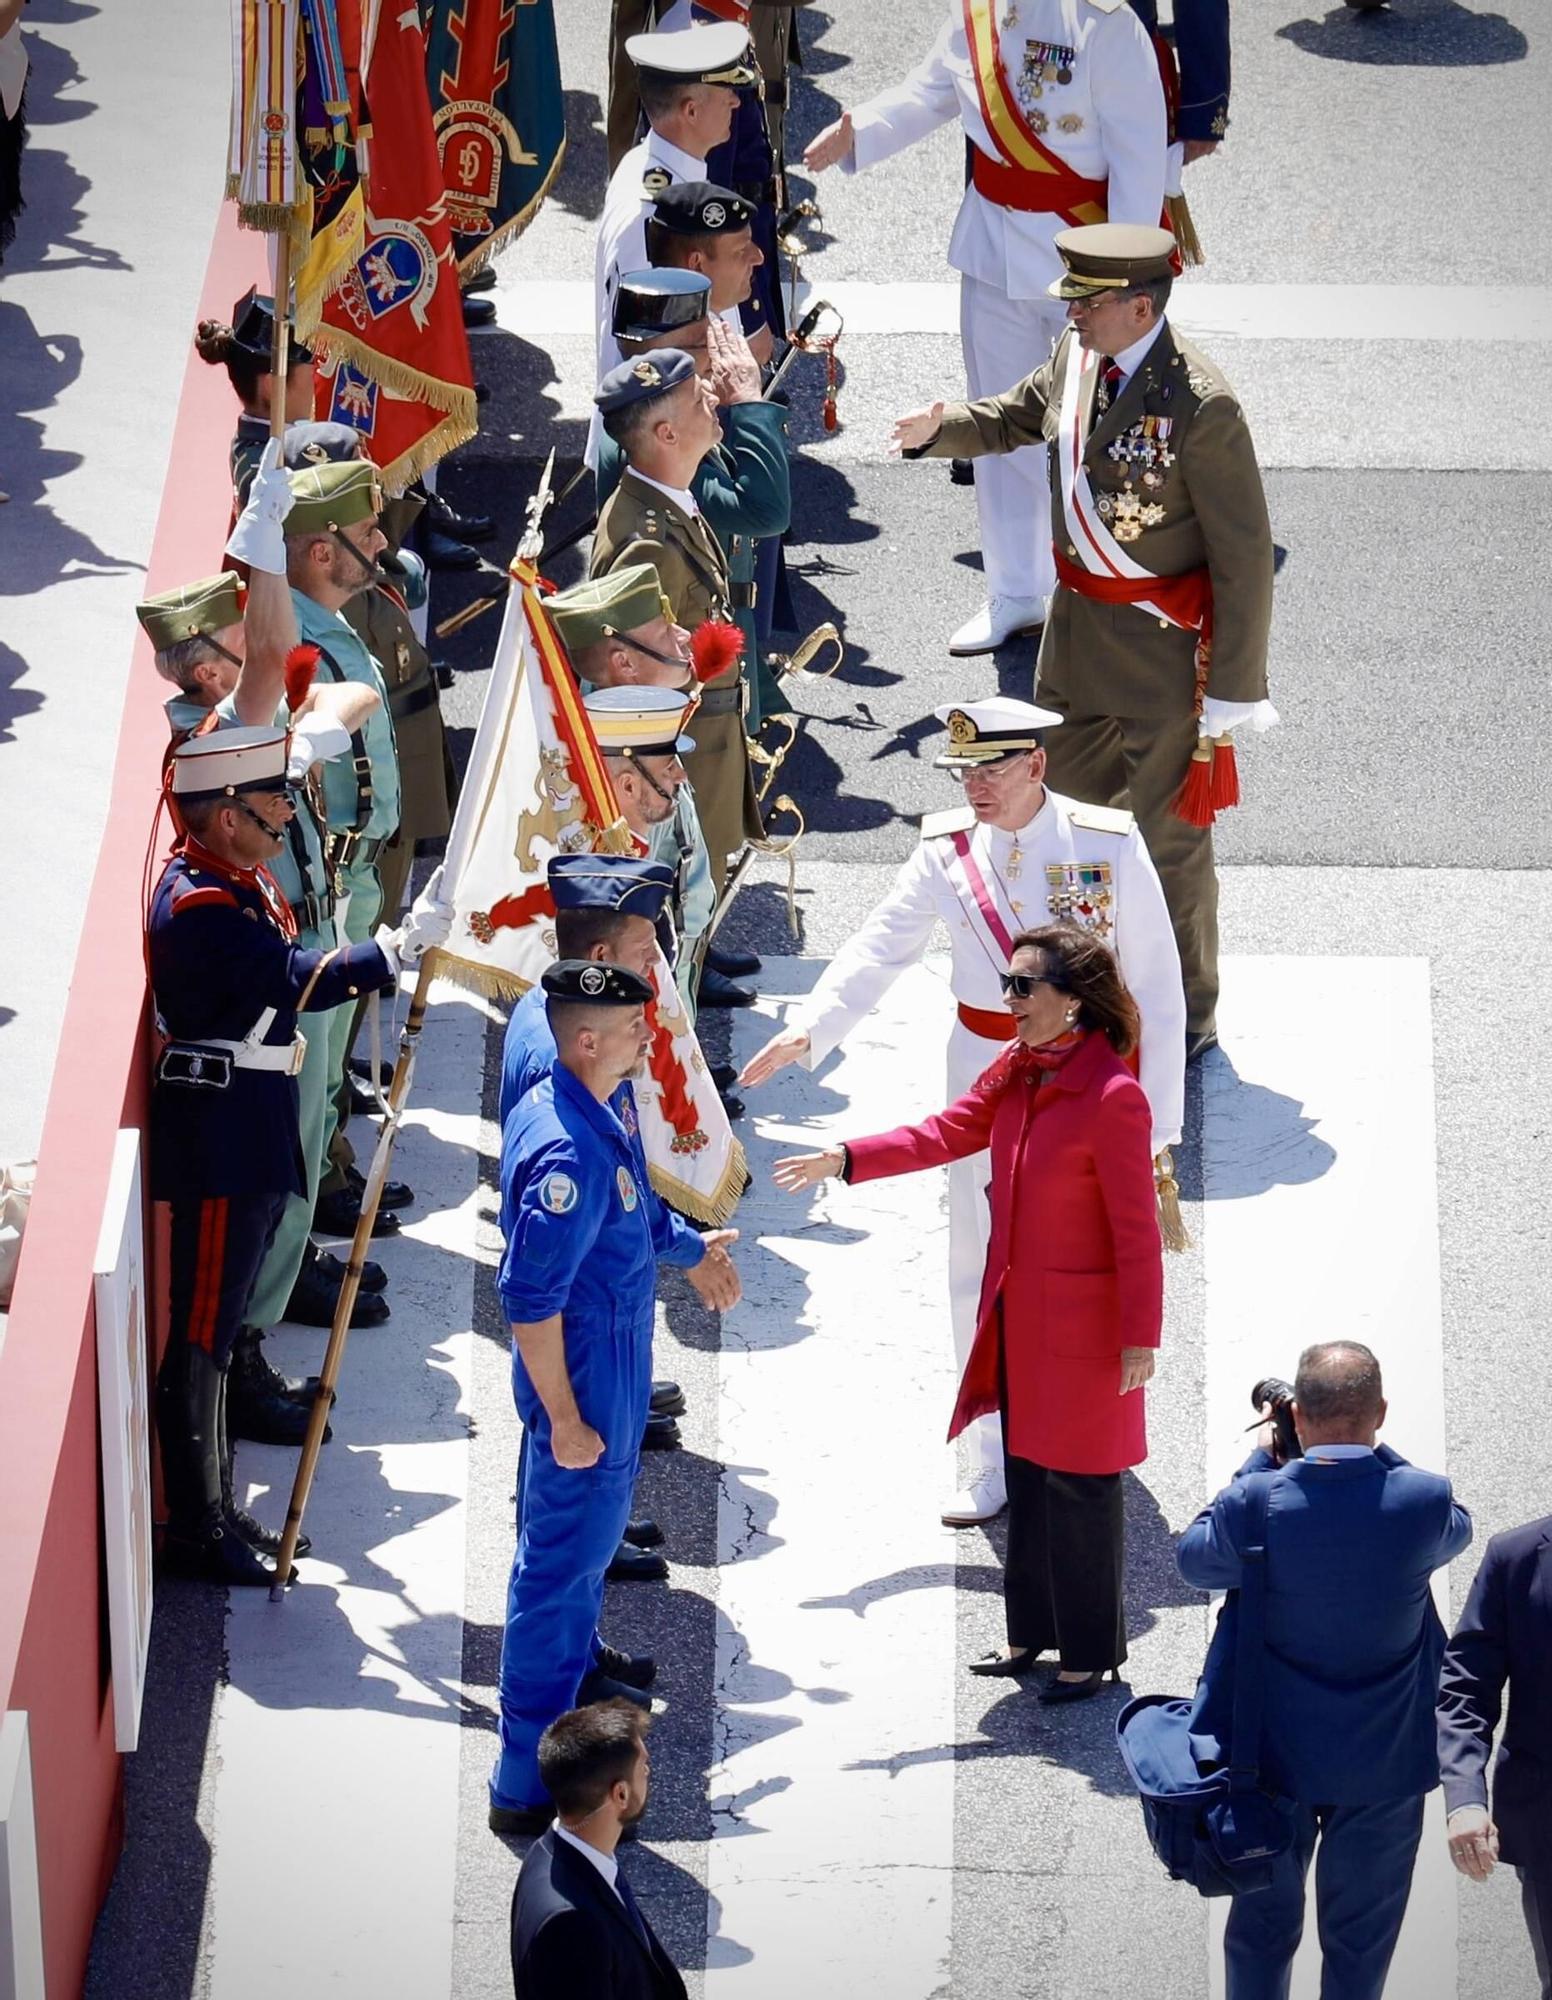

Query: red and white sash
<box><xmin>1056</xmin><ymin>339</ymin><xmax>1181</xmax><ymax>621</ymax></box>
<box><xmin>943</xmin><ymin>828</ymin><xmax>1021</xmax><ymax>971</ymax></box>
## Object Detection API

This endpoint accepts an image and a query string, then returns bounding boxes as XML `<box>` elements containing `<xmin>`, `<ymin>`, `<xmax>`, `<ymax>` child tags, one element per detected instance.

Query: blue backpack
<box><xmin>1116</xmin><ymin>1473</ymin><xmax>1298</xmax><ymax>1897</ymax></box>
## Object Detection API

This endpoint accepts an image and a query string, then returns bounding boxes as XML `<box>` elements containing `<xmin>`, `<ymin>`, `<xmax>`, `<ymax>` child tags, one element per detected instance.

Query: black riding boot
<box><xmin>218</xmin><ymin>1374</ymin><xmax>311</xmax><ymax>1561</ymax></box>
<box><xmin>157</xmin><ymin>1345</ymin><xmax>279</xmax><ymax>1588</ymax></box>
<box><xmin>227</xmin><ymin>1325</ymin><xmax>330</xmax><ymax>1447</ymax></box>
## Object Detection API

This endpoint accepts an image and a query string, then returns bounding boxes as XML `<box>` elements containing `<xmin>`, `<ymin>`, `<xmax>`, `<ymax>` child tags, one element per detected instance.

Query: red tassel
<box><xmin>1209</xmin><ymin>736</ymin><xmax>1240</xmax><ymax>812</ymax></box>
<box><xmin>284</xmin><ymin>643</ymin><xmax>321</xmax><ymax>712</ymax></box>
<box><xmin>822</xmin><ymin>346</ymin><xmax>840</xmax><ymax>432</ymax></box>
<box><xmin>1171</xmin><ymin>739</ymin><xmax>1217</xmax><ymax>827</ymax></box>
<box><xmin>689</xmin><ymin>619</ymin><xmax>745</xmax><ymax>683</ymax></box>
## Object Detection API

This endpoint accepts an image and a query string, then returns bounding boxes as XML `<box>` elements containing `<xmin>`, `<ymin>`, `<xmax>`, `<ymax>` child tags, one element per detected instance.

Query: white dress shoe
<box><xmin>941</xmin><ymin>1472</ymin><xmax>1009</xmax><ymax>1528</ymax></box>
<box><xmin>947</xmin><ymin>595</ymin><xmax>1046</xmax><ymax>657</ymax></box>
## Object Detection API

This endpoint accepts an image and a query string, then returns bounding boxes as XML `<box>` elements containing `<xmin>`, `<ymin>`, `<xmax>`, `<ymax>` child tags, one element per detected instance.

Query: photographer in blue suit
<box><xmin>1178</xmin><ymin>1341</ymin><xmax>1472</xmax><ymax>2000</ymax></box>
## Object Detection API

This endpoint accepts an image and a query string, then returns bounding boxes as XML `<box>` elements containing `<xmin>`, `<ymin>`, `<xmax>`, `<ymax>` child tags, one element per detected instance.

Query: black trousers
<box><xmin>1002</xmin><ymin>1453</ymin><xmax>1127</xmax><ymax>1671</ymax></box>
<box><xmin>166</xmin><ymin>1194</ymin><xmax>287</xmax><ymax>1371</ymax></box>
<box><xmin>1521</xmin><ymin>1860</ymin><xmax>1552</xmax><ymax>2000</ymax></box>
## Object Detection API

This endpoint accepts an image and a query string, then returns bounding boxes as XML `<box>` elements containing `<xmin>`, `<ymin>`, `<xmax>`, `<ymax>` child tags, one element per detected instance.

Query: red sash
<box><xmin>1053</xmin><ymin>550</ymin><xmax>1212</xmax><ymax>642</ymax></box>
<box><xmin>960</xmin><ymin>0</ymin><xmax>1109</xmax><ymax>227</ymax></box>
<box><xmin>971</xmin><ymin>148</ymin><xmax>1108</xmax><ymax>218</ymax></box>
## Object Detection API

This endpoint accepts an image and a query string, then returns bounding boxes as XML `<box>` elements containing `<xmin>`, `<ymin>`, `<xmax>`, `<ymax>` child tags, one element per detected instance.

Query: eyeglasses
<box><xmin>1000</xmin><ymin>971</ymin><xmax>1065</xmax><ymax>998</ymax></box>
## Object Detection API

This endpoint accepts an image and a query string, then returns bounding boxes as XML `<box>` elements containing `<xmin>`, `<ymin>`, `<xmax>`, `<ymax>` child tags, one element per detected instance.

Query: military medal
<box><xmin>1046</xmin><ymin>861</ymin><xmax>1114</xmax><ymax>938</ymax></box>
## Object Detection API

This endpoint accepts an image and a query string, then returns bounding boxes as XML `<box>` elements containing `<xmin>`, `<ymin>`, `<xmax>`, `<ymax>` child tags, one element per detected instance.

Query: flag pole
<box><xmin>268</xmin><ymin>226</ymin><xmax>292</xmax><ymax>442</ymax></box>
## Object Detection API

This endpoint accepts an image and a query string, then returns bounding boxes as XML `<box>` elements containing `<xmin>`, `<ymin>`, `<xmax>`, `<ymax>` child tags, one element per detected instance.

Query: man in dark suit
<box><xmin>1438</xmin><ymin>1514</ymin><xmax>1552</xmax><ymax>1997</ymax></box>
<box><xmin>1178</xmin><ymin>1341</ymin><xmax>1473</xmax><ymax>2000</ymax></box>
<box><xmin>511</xmin><ymin>1701</ymin><xmax>687</xmax><ymax>2000</ymax></box>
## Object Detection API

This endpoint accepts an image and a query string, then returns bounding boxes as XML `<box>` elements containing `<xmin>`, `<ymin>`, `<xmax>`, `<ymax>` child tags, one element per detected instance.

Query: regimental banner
<box><xmin>434</xmin><ymin>562</ymin><xmax>747</xmax><ymax>1225</ymax></box>
<box><xmin>310</xmin><ymin>0</ymin><xmax>477</xmax><ymax>490</ymax></box>
<box><xmin>424</xmin><ymin>0</ymin><xmax>566</xmax><ymax>273</ymax></box>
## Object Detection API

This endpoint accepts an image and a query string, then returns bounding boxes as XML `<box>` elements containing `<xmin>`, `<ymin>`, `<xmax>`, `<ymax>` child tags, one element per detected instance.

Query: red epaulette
<box><xmin>171</xmin><ymin>882</ymin><xmax>241</xmax><ymax>914</ymax></box>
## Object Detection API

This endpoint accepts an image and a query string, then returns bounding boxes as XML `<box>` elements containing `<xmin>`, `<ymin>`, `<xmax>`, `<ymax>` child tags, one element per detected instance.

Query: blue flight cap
<box><xmin>594</xmin><ymin>348</ymin><xmax>697</xmax><ymax>416</ymax></box>
<box><xmin>546</xmin><ymin>853</ymin><xmax>676</xmax><ymax>923</ymax></box>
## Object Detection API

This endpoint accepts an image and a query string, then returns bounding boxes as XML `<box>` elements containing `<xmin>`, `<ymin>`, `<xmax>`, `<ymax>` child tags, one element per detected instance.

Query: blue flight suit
<box><xmin>492</xmin><ymin>1060</ymin><xmax>704</xmax><ymax>1811</ymax></box>
<box><xmin>498</xmin><ymin>984</ymin><xmax>556</xmax><ymax>1134</ymax></box>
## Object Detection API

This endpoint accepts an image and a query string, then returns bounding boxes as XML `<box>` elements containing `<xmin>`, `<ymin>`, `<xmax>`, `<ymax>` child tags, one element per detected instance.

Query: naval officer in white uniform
<box><xmin>804</xmin><ymin>0</ymin><xmax>1166</xmax><ymax>656</ymax></box>
<box><xmin>740</xmin><ymin>699</ymin><xmax>1185</xmax><ymax>1526</ymax></box>
<box><xmin>595</xmin><ymin>22</ymin><xmax>759</xmax><ymax>391</ymax></box>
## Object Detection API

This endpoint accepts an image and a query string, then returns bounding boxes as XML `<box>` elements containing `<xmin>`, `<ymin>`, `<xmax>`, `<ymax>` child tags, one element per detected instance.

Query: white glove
<box><xmin>396</xmin><ymin>865</ymin><xmax>453</xmax><ymax>963</ymax></box>
<box><xmin>286</xmin><ymin>717</ymin><xmax>352</xmax><ymax>782</ymax></box>
<box><xmin>1202</xmin><ymin>696</ymin><xmax>1280</xmax><ymax>737</ymax></box>
<box><xmin>226</xmin><ymin>438</ymin><xmax>294</xmax><ymax>575</ymax></box>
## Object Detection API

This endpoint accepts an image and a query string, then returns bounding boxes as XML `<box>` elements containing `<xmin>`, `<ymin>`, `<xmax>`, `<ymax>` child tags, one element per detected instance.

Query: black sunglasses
<box><xmin>1000</xmin><ymin>971</ymin><xmax>1066</xmax><ymax>998</ymax></box>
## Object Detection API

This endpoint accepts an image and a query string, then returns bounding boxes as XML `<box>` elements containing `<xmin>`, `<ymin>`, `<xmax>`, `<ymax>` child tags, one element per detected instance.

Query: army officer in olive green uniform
<box><xmin>893</xmin><ymin>223</ymin><xmax>1275</xmax><ymax>1056</ymax></box>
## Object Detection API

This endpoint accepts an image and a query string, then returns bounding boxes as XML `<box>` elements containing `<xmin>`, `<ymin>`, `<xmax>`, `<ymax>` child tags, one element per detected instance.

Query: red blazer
<box><xmin>846</xmin><ymin>1033</ymin><xmax>1163</xmax><ymax>1476</ymax></box>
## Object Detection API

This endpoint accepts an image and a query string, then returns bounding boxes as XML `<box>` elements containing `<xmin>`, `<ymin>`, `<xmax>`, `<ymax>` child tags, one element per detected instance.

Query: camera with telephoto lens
<box><xmin>1250</xmin><ymin>1377</ymin><xmax>1303</xmax><ymax>1463</ymax></box>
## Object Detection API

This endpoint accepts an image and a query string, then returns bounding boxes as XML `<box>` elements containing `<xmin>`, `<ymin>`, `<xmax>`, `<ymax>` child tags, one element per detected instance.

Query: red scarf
<box><xmin>972</xmin><ymin>1028</ymin><xmax>1088</xmax><ymax>1096</ymax></box>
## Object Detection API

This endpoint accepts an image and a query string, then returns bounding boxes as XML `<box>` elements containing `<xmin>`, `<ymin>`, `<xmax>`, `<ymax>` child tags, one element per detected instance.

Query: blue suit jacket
<box><xmin>1179</xmin><ymin>1445</ymin><xmax>1472</xmax><ymax>1805</ymax></box>
<box><xmin>1437</xmin><ymin>1514</ymin><xmax>1552</xmax><ymax>1865</ymax></box>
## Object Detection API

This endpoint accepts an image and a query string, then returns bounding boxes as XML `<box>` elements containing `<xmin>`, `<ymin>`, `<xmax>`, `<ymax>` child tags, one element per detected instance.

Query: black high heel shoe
<box><xmin>967</xmin><ymin>1647</ymin><xmax>1042</xmax><ymax>1678</ymax></box>
<box><xmin>1038</xmin><ymin>1667</ymin><xmax>1121</xmax><ymax>1705</ymax></box>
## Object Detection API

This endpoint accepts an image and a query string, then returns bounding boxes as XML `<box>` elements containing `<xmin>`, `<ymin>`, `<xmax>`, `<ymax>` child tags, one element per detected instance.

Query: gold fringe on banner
<box><xmin>1154</xmin><ymin>1149</ymin><xmax>1191</xmax><ymax>1253</ymax></box>
<box><xmin>455</xmin><ymin>138</ymin><xmax>568</xmax><ymax>280</ymax></box>
<box><xmin>1166</xmin><ymin>191</ymin><xmax>1205</xmax><ymax>269</ymax></box>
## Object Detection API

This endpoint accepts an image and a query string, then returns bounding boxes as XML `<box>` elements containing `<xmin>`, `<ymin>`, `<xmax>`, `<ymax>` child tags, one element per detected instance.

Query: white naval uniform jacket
<box><xmin>841</xmin><ymin>0</ymin><xmax>1166</xmax><ymax>302</ymax></box>
<box><xmin>794</xmin><ymin>789</ymin><xmax>1186</xmax><ymax>1146</ymax></box>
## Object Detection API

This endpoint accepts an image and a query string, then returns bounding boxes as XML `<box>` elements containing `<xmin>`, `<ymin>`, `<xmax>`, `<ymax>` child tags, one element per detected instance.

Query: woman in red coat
<box><xmin>775</xmin><ymin>923</ymin><xmax>1163</xmax><ymax>1702</ymax></box>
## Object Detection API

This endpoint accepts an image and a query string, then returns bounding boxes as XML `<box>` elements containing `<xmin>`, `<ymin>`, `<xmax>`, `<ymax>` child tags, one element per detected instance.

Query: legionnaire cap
<box><xmin>547</xmin><ymin>854</ymin><xmax>677</xmax><ymax>923</ymax></box>
<box><xmin>625</xmin><ymin>22</ymin><xmax>756</xmax><ymax>87</ymax></box>
<box><xmin>541</xmin><ymin>959</ymin><xmax>656</xmax><ymax>1006</ymax></box>
<box><xmin>171</xmin><ymin>724</ymin><xmax>295</xmax><ymax>799</ymax></box>
<box><xmin>613</xmin><ymin>268</ymin><xmax>712</xmax><ymax>344</ymax></box>
<box><xmin>547</xmin><ymin>567</ymin><xmax>673</xmax><ymax>653</ymax></box>
<box><xmin>649</xmin><ymin>181</ymin><xmax>754</xmax><ymax>238</ymax></box>
<box><xmin>933</xmin><ymin>697</ymin><xmax>1064</xmax><ymax>769</ymax></box>
<box><xmin>282</xmin><ymin>420</ymin><xmax>364</xmax><ymax>469</ymax></box>
<box><xmin>594</xmin><ymin>348</ymin><xmax>697</xmax><ymax>415</ymax></box>
<box><xmin>137</xmin><ymin>573</ymin><xmax>246</xmax><ymax>653</ymax></box>
<box><xmin>585</xmin><ymin>684</ymin><xmax>698</xmax><ymax>757</ymax></box>
<box><xmin>285</xmin><ymin>459</ymin><xmax>384</xmax><ymax>536</ymax></box>
<box><xmin>1048</xmin><ymin>224</ymin><xmax>1178</xmax><ymax>301</ymax></box>
<box><xmin>228</xmin><ymin>286</ymin><xmax>314</xmax><ymax>368</ymax></box>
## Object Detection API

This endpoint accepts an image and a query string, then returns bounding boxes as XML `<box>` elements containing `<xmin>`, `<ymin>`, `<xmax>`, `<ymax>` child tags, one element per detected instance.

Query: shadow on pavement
<box><xmin>1278</xmin><ymin>0</ymin><xmax>1527</xmax><ymax>65</ymax></box>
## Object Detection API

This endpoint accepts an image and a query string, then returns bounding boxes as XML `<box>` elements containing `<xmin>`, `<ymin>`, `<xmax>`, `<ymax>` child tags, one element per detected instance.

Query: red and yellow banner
<box><xmin>961</xmin><ymin>0</ymin><xmax>1108</xmax><ymax>224</ymax></box>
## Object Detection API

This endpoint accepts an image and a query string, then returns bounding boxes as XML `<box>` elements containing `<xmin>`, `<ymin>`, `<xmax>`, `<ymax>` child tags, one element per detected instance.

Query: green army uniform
<box><xmin>594</xmin><ymin>398</ymin><xmax>792</xmax><ymax>730</ymax></box>
<box><xmin>913</xmin><ymin>237</ymin><xmax>1274</xmax><ymax>1034</ymax></box>
<box><xmin>590</xmin><ymin>468</ymin><xmax>763</xmax><ymax>894</ymax></box>
<box><xmin>650</xmin><ymin>783</ymin><xmax>716</xmax><ymax>1014</ymax></box>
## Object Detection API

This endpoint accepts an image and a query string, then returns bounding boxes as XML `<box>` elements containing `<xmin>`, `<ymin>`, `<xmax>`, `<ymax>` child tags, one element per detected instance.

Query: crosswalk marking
<box><xmin>709</xmin><ymin>960</ymin><xmax>959</xmax><ymax>1992</ymax></box>
<box><xmin>1203</xmin><ymin>958</ymin><xmax>1455</xmax><ymax>1997</ymax></box>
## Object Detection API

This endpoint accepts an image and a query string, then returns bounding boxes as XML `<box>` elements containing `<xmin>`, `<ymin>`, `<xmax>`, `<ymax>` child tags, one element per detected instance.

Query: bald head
<box><xmin>1292</xmin><ymin>1341</ymin><xmax>1386</xmax><ymax>1446</ymax></box>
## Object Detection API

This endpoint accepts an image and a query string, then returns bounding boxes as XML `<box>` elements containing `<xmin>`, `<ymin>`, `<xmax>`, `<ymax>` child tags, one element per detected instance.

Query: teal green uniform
<box><xmin>594</xmin><ymin>400</ymin><xmax>792</xmax><ymax>730</ymax></box>
<box><xmin>648</xmin><ymin>786</ymin><xmax>715</xmax><ymax>1017</ymax></box>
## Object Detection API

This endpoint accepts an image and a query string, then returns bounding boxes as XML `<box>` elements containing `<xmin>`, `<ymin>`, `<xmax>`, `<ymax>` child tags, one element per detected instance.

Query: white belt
<box><xmin>191</xmin><ymin>1030</ymin><xmax>308</xmax><ymax>1076</ymax></box>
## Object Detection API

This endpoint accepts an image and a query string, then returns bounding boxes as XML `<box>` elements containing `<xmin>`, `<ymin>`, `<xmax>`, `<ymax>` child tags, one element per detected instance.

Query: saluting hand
<box><xmin>803</xmin><ymin>110</ymin><xmax>855</xmax><ymax>173</ymax></box>
<box><xmin>551</xmin><ymin>1418</ymin><xmax>606</xmax><ymax>1470</ymax></box>
<box><xmin>688</xmin><ymin>1228</ymin><xmax>742</xmax><ymax>1312</ymax></box>
<box><xmin>773</xmin><ymin>1149</ymin><xmax>843</xmax><ymax>1193</ymax></box>
<box><xmin>1119</xmin><ymin>1348</ymin><xmax>1156</xmax><ymax>1395</ymax></box>
<box><xmin>739</xmin><ymin>1025</ymin><xmax>810</xmax><ymax>1088</ymax></box>
<box><xmin>890</xmin><ymin>402</ymin><xmax>945</xmax><ymax>458</ymax></box>
<box><xmin>707</xmin><ymin>314</ymin><xmax>763</xmax><ymax>407</ymax></box>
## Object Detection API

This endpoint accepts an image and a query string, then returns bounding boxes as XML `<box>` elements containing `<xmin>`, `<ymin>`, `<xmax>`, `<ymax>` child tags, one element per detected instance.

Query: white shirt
<box><xmin>553</xmin><ymin>1823</ymin><xmax>621</xmax><ymax>1896</ymax></box>
<box><xmin>841</xmin><ymin>0</ymin><xmax>1166</xmax><ymax>301</ymax></box>
<box><xmin>792</xmin><ymin>787</ymin><xmax>1186</xmax><ymax>1146</ymax></box>
<box><xmin>1108</xmin><ymin>316</ymin><xmax>1168</xmax><ymax>395</ymax></box>
<box><xmin>630</xmin><ymin>470</ymin><xmax>700</xmax><ymax>517</ymax></box>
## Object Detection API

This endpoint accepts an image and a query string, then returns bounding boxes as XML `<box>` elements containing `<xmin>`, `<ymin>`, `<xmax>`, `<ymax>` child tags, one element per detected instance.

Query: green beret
<box><xmin>136</xmin><ymin>573</ymin><xmax>246</xmax><ymax>653</ymax></box>
<box><xmin>285</xmin><ymin>459</ymin><xmax>384</xmax><ymax>537</ymax></box>
<box><xmin>547</xmin><ymin>566</ymin><xmax>671</xmax><ymax>653</ymax></box>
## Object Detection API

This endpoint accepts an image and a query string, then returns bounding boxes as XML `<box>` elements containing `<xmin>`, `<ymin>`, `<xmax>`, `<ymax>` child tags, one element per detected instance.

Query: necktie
<box><xmin>1096</xmin><ymin>358</ymin><xmax>1124</xmax><ymax>417</ymax></box>
<box><xmin>615</xmin><ymin>1868</ymin><xmax>654</xmax><ymax>1953</ymax></box>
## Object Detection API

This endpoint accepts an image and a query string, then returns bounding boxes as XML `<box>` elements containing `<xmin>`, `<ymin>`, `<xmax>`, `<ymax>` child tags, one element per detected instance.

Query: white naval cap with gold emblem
<box><xmin>624</xmin><ymin>21</ymin><xmax>756</xmax><ymax>87</ymax></box>
<box><xmin>170</xmin><ymin>724</ymin><xmax>295</xmax><ymax>799</ymax></box>
<box><xmin>932</xmin><ymin>697</ymin><xmax>1063</xmax><ymax>770</ymax></box>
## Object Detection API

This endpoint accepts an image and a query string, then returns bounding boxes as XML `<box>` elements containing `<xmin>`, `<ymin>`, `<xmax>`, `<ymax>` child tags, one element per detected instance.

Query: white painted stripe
<box><xmin>708</xmin><ymin>959</ymin><xmax>958</xmax><ymax>1993</ymax></box>
<box><xmin>495</xmin><ymin>277</ymin><xmax>1550</xmax><ymax>346</ymax></box>
<box><xmin>206</xmin><ymin>982</ymin><xmax>492</xmax><ymax>2000</ymax></box>
<box><xmin>1202</xmin><ymin>958</ymin><xmax>1455</xmax><ymax>1999</ymax></box>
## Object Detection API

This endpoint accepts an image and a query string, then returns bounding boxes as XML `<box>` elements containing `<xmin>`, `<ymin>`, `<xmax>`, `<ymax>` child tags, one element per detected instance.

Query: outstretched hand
<box><xmin>688</xmin><ymin>1228</ymin><xmax>742</xmax><ymax>1311</ymax></box>
<box><xmin>890</xmin><ymin>402</ymin><xmax>945</xmax><ymax>457</ymax></box>
<box><xmin>803</xmin><ymin>110</ymin><xmax>855</xmax><ymax>173</ymax></box>
<box><xmin>773</xmin><ymin>1149</ymin><xmax>844</xmax><ymax>1193</ymax></box>
<box><xmin>739</xmin><ymin>1025</ymin><xmax>810</xmax><ymax>1089</ymax></box>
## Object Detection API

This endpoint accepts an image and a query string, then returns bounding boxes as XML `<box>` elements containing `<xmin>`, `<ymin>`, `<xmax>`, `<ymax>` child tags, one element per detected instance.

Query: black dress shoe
<box><xmin>313</xmin><ymin>1186</ymin><xmax>402</xmax><ymax>1239</ymax></box>
<box><xmin>698</xmin><ymin>966</ymin><xmax>756</xmax><ymax>1009</ymax></box>
<box><xmin>347</xmin><ymin>1072</ymin><xmax>381</xmax><ymax>1118</ymax></box>
<box><xmin>475</xmin><ymin>380</ymin><xmax>491</xmax><ymax>405</ymax></box>
<box><xmin>1185</xmin><ymin>1028</ymin><xmax>1219</xmax><ymax>1065</ymax></box>
<box><xmin>710</xmin><ymin>1062</ymin><xmax>737</xmax><ymax>1092</ymax></box>
<box><xmin>230</xmin><ymin>1505</ymin><xmax>311</xmax><ymax>1559</ymax></box>
<box><xmin>607</xmin><ymin>1539</ymin><xmax>669</xmax><ymax>1583</ymax></box>
<box><xmin>1038</xmin><ymin>1668</ymin><xmax>1121</xmax><ymax>1705</ymax></box>
<box><xmin>949</xmin><ymin>456</ymin><xmax>976</xmax><ymax>486</ymax></box>
<box><xmin>422</xmin><ymin>527</ymin><xmax>481</xmax><ymax>571</ymax></box>
<box><xmin>967</xmin><ymin>1648</ymin><xmax>1042</xmax><ymax>1678</ymax></box>
<box><xmin>719</xmin><ymin>1087</ymin><xmax>746</xmax><ymax>1122</ymax></box>
<box><xmin>162</xmin><ymin>1510</ymin><xmax>283</xmax><ymax>1589</ymax></box>
<box><xmin>578</xmin><ymin>1667</ymin><xmax>651</xmax><ymax>1710</ymax></box>
<box><xmin>344</xmin><ymin>1164</ymin><xmax>413</xmax><ymax>1213</ymax></box>
<box><xmin>285</xmin><ymin>1261</ymin><xmax>390</xmax><ymax>1329</ymax></box>
<box><xmin>461</xmin><ymin>294</ymin><xmax>497</xmax><ymax>329</ymax></box>
<box><xmin>623</xmin><ymin>1517</ymin><xmax>664</xmax><ymax>1549</ymax></box>
<box><xmin>462</xmin><ymin>265</ymin><xmax>496</xmax><ymax>294</ymax></box>
<box><xmin>227</xmin><ymin>1380</ymin><xmax>330</xmax><ymax>1447</ymax></box>
<box><xmin>349</xmin><ymin>1055</ymin><xmax>396</xmax><ymax>1088</ymax></box>
<box><xmin>650</xmin><ymin>1378</ymin><xmax>686</xmax><ymax>1418</ymax></box>
<box><xmin>641</xmin><ymin>1413</ymin><xmax>681</xmax><ymax>1452</ymax></box>
<box><xmin>312</xmin><ymin>1247</ymin><xmax>388</xmax><ymax>1295</ymax></box>
<box><xmin>592</xmin><ymin>1644</ymin><xmax>657</xmax><ymax>1690</ymax></box>
<box><xmin>706</xmin><ymin>943</ymin><xmax>761</xmax><ymax>978</ymax></box>
<box><xmin>423</xmin><ymin>489</ymin><xmax>495</xmax><ymax>542</ymax></box>
<box><xmin>489</xmin><ymin>1800</ymin><xmax>554</xmax><ymax>1837</ymax></box>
